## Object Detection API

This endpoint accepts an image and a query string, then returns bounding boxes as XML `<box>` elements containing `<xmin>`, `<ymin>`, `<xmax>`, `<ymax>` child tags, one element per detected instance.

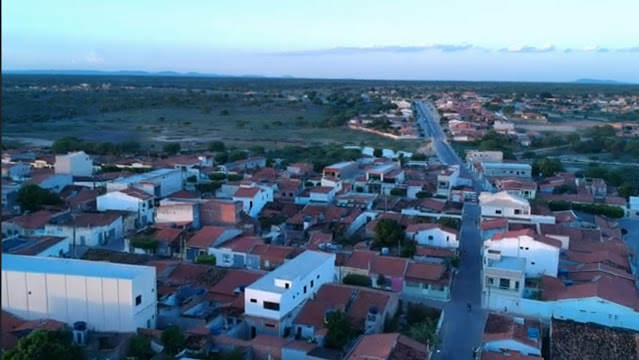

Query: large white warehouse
<box><xmin>1</xmin><ymin>254</ymin><xmax>157</xmax><ymax>332</ymax></box>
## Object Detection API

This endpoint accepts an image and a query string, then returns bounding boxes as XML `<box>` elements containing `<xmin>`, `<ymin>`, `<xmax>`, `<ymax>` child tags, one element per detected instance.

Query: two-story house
<box><xmin>96</xmin><ymin>188</ymin><xmax>156</xmax><ymax>229</ymax></box>
<box><xmin>43</xmin><ymin>211</ymin><xmax>125</xmax><ymax>248</ymax></box>
<box><xmin>362</xmin><ymin>162</ymin><xmax>405</xmax><ymax>195</ymax></box>
<box><xmin>479</xmin><ymin>191</ymin><xmax>531</xmax><ymax>221</ymax></box>
<box><xmin>243</xmin><ymin>250</ymin><xmax>336</xmax><ymax>337</ymax></box>
<box><xmin>232</xmin><ymin>185</ymin><xmax>270</xmax><ymax>218</ymax></box>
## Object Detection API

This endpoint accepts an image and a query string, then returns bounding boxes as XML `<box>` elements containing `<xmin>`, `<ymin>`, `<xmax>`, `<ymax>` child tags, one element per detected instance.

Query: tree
<box><xmin>16</xmin><ymin>184</ymin><xmax>63</xmax><ymax>212</ymax></box>
<box><xmin>373</xmin><ymin>148</ymin><xmax>383</xmax><ymax>157</ymax></box>
<box><xmin>121</xmin><ymin>140</ymin><xmax>141</xmax><ymax>154</ymax></box>
<box><xmin>324</xmin><ymin>311</ymin><xmax>355</xmax><ymax>349</ymax></box>
<box><xmin>214</xmin><ymin>152</ymin><xmax>229</xmax><ymax>164</ymax></box>
<box><xmin>406</xmin><ymin>303</ymin><xmax>440</xmax><ymax>326</ymax></box>
<box><xmin>416</xmin><ymin>191</ymin><xmax>433</xmax><ymax>199</ymax></box>
<box><xmin>128</xmin><ymin>334</ymin><xmax>153</xmax><ymax>360</ymax></box>
<box><xmin>390</xmin><ymin>188</ymin><xmax>407</xmax><ymax>196</ymax></box>
<box><xmin>248</xmin><ymin>145</ymin><xmax>266</xmax><ymax>156</ymax></box>
<box><xmin>532</xmin><ymin>158</ymin><xmax>563</xmax><ymax>177</ymax></box>
<box><xmin>161</xmin><ymin>326</ymin><xmax>185</xmax><ymax>355</ymax></box>
<box><xmin>228</xmin><ymin>150</ymin><xmax>248</xmax><ymax>162</ymax></box>
<box><xmin>162</xmin><ymin>142</ymin><xmax>181</xmax><ymax>155</ymax></box>
<box><xmin>437</xmin><ymin>217</ymin><xmax>461</xmax><ymax>230</ymax></box>
<box><xmin>618</xmin><ymin>183</ymin><xmax>635</xmax><ymax>199</ymax></box>
<box><xmin>343</xmin><ymin>274</ymin><xmax>372</xmax><ymax>287</ymax></box>
<box><xmin>400</xmin><ymin>239</ymin><xmax>417</xmax><ymax>258</ymax></box>
<box><xmin>208</xmin><ymin>141</ymin><xmax>226</xmax><ymax>152</ymax></box>
<box><xmin>51</xmin><ymin>136</ymin><xmax>83</xmax><ymax>153</ymax></box>
<box><xmin>208</xmin><ymin>172</ymin><xmax>227</xmax><ymax>181</ymax></box>
<box><xmin>374</xmin><ymin>219</ymin><xmax>405</xmax><ymax>249</ymax></box>
<box><xmin>227</xmin><ymin>173</ymin><xmax>244</xmax><ymax>182</ymax></box>
<box><xmin>408</xmin><ymin>318</ymin><xmax>439</xmax><ymax>346</ymax></box>
<box><xmin>4</xmin><ymin>330</ymin><xmax>86</xmax><ymax>360</ymax></box>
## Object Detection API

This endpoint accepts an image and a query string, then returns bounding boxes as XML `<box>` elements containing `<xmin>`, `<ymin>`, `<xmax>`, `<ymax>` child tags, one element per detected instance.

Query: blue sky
<box><xmin>2</xmin><ymin>0</ymin><xmax>639</xmax><ymax>82</ymax></box>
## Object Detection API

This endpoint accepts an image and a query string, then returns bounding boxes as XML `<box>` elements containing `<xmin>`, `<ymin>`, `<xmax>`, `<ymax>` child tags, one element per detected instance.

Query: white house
<box><xmin>97</xmin><ymin>188</ymin><xmax>156</xmax><ymax>228</ymax></box>
<box><xmin>322</xmin><ymin>161</ymin><xmax>359</xmax><ymax>180</ymax></box>
<box><xmin>479</xmin><ymin>191</ymin><xmax>531</xmax><ymax>220</ymax></box>
<box><xmin>482</xmin><ymin>253</ymin><xmax>527</xmax><ymax>309</ymax></box>
<box><xmin>436</xmin><ymin>166</ymin><xmax>460</xmax><ymax>197</ymax></box>
<box><xmin>55</xmin><ymin>151</ymin><xmax>93</xmax><ymax>177</ymax></box>
<box><xmin>482</xmin><ymin>313</ymin><xmax>542</xmax><ymax>357</ymax></box>
<box><xmin>232</xmin><ymin>185</ymin><xmax>269</xmax><ymax>218</ymax></box>
<box><xmin>405</xmin><ymin>223</ymin><xmax>459</xmax><ymax>249</ymax></box>
<box><xmin>484</xmin><ymin>229</ymin><xmax>561</xmax><ymax>278</ymax></box>
<box><xmin>310</xmin><ymin>187</ymin><xmax>337</xmax><ymax>203</ymax></box>
<box><xmin>106</xmin><ymin>168</ymin><xmax>182</xmax><ymax>198</ymax></box>
<box><xmin>244</xmin><ymin>250</ymin><xmax>336</xmax><ymax>337</ymax></box>
<box><xmin>44</xmin><ymin>212</ymin><xmax>124</xmax><ymax>248</ymax></box>
<box><xmin>155</xmin><ymin>199</ymin><xmax>201</xmax><ymax>228</ymax></box>
<box><xmin>1</xmin><ymin>254</ymin><xmax>157</xmax><ymax>332</ymax></box>
<box><xmin>629</xmin><ymin>196</ymin><xmax>639</xmax><ymax>218</ymax></box>
<box><xmin>466</xmin><ymin>150</ymin><xmax>504</xmax><ymax>164</ymax></box>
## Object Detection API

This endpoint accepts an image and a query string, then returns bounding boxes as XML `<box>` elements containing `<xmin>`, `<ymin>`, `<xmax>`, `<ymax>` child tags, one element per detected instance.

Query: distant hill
<box><xmin>573</xmin><ymin>78</ymin><xmax>629</xmax><ymax>85</ymax></box>
<box><xmin>1</xmin><ymin>69</ymin><xmax>286</xmax><ymax>79</ymax></box>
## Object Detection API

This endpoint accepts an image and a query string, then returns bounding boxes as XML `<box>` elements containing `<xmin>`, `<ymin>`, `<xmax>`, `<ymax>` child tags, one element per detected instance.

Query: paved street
<box><xmin>415</xmin><ymin>102</ymin><xmax>488</xmax><ymax>359</ymax></box>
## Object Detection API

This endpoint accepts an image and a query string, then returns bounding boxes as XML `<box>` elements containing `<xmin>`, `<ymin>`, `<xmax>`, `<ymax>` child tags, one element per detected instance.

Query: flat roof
<box><xmin>247</xmin><ymin>250</ymin><xmax>334</xmax><ymax>294</ymax></box>
<box><xmin>324</xmin><ymin>162</ymin><xmax>355</xmax><ymax>170</ymax></box>
<box><xmin>368</xmin><ymin>163</ymin><xmax>396</xmax><ymax>174</ymax></box>
<box><xmin>481</xmin><ymin>162</ymin><xmax>531</xmax><ymax>169</ymax></box>
<box><xmin>112</xmin><ymin>168</ymin><xmax>179</xmax><ymax>185</ymax></box>
<box><xmin>1</xmin><ymin>254</ymin><xmax>155</xmax><ymax>280</ymax></box>
<box><xmin>486</xmin><ymin>255</ymin><xmax>526</xmax><ymax>272</ymax></box>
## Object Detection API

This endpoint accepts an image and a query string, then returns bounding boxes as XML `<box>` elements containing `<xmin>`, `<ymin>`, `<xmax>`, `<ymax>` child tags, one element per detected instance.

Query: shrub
<box><xmin>416</xmin><ymin>191</ymin><xmax>432</xmax><ymax>199</ymax></box>
<box><xmin>343</xmin><ymin>274</ymin><xmax>372</xmax><ymax>287</ymax></box>
<box><xmin>390</xmin><ymin>188</ymin><xmax>407</xmax><ymax>196</ymax></box>
<box><xmin>196</xmin><ymin>254</ymin><xmax>217</xmax><ymax>266</ymax></box>
<box><xmin>208</xmin><ymin>172</ymin><xmax>226</xmax><ymax>181</ymax></box>
<box><xmin>227</xmin><ymin>173</ymin><xmax>244</xmax><ymax>182</ymax></box>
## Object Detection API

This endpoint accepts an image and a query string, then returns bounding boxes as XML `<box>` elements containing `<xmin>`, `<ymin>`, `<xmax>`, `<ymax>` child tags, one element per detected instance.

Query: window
<box><xmin>525</xmin><ymin>247</ymin><xmax>529</xmax><ymax>250</ymax></box>
<box><xmin>265</xmin><ymin>323</ymin><xmax>275</xmax><ymax>328</ymax></box>
<box><xmin>303</xmin><ymin>286</ymin><xmax>307</xmax><ymax>294</ymax></box>
<box><xmin>317</xmin><ymin>274</ymin><xmax>320</xmax><ymax>279</ymax></box>
<box><xmin>311</xmin><ymin>280</ymin><xmax>314</xmax><ymax>288</ymax></box>
<box><xmin>495</xmin><ymin>210</ymin><xmax>502</xmax><ymax>215</ymax></box>
<box><xmin>285</xmin><ymin>283</ymin><xmax>290</xmax><ymax>289</ymax></box>
<box><xmin>531</xmin><ymin>261</ymin><xmax>535</xmax><ymax>265</ymax></box>
<box><xmin>499</xmin><ymin>278</ymin><xmax>510</xmax><ymax>289</ymax></box>
<box><xmin>250</xmin><ymin>298</ymin><xmax>257</xmax><ymax>303</ymax></box>
<box><xmin>514</xmin><ymin>209</ymin><xmax>522</xmax><ymax>215</ymax></box>
<box><xmin>514</xmin><ymin>281</ymin><xmax>520</xmax><ymax>290</ymax></box>
<box><xmin>487</xmin><ymin>277</ymin><xmax>495</xmax><ymax>285</ymax></box>
<box><xmin>263</xmin><ymin>301</ymin><xmax>280</xmax><ymax>311</ymax></box>
<box><xmin>136</xmin><ymin>295</ymin><xmax>142</xmax><ymax>306</ymax></box>
<box><xmin>428</xmin><ymin>235</ymin><xmax>434</xmax><ymax>241</ymax></box>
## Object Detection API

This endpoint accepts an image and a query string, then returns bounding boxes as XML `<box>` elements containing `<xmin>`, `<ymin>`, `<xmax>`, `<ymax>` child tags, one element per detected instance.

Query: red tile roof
<box><xmin>166</xmin><ymin>263</ymin><xmax>211</xmax><ymax>285</ymax></box>
<box><xmin>221</xmin><ymin>236</ymin><xmax>262</xmax><ymax>253</ymax></box>
<box><xmin>483</xmin><ymin>313</ymin><xmax>542</xmax><ymax>349</ymax></box>
<box><xmin>481</xmin><ymin>350</ymin><xmax>542</xmax><ymax>360</ymax></box>
<box><xmin>404</xmin><ymin>262</ymin><xmax>447</xmax><ymax>283</ymax></box>
<box><xmin>347</xmin><ymin>289</ymin><xmax>394</xmax><ymax>329</ymax></box>
<box><xmin>343</xmin><ymin>250</ymin><xmax>377</xmax><ymax>270</ymax></box>
<box><xmin>153</xmin><ymin>227</ymin><xmax>183</xmax><ymax>244</ymax></box>
<box><xmin>370</xmin><ymin>256</ymin><xmax>408</xmax><ymax>277</ymax></box>
<box><xmin>541</xmin><ymin>274</ymin><xmax>639</xmax><ymax>310</ymax></box>
<box><xmin>5</xmin><ymin>210</ymin><xmax>54</xmax><ymax>229</ymax></box>
<box><xmin>61</xmin><ymin>211</ymin><xmax>123</xmax><ymax>228</ymax></box>
<box><xmin>121</xmin><ymin>187</ymin><xmax>155</xmax><ymax>200</ymax></box>
<box><xmin>186</xmin><ymin>226</ymin><xmax>229</xmax><ymax>249</ymax></box>
<box><xmin>480</xmin><ymin>218</ymin><xmax>509</xmax><ymax>230</ymax></box>
<box><xmin>233</xmin><ymin>187</ymin><xmax>261</xmax><ymax>198</ymax></box>
<box><xmin>415</xmin><ymin>246</ymin><xmax>456</xmax><ymax>259</ymax></box>
<box><xmin>208</xmin><ymin>268</ymin><xmax>264</xmax><ymax>304</ymax></box>
<box><xmin>347</xmin><ymin>333</ymin><xmax>429</xmax><ymax>360</ymax></box>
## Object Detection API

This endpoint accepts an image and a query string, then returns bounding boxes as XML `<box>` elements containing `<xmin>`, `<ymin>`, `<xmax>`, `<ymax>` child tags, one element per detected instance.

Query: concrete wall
<box><xmin>410</xmin><ymin>229</ymin><xmax>459</xmax><ymax>249</ymax></box>
<box><xmin>56</xmin><ymin>152</ymin><xmax>93</xmax><ymax>177</ymax></box>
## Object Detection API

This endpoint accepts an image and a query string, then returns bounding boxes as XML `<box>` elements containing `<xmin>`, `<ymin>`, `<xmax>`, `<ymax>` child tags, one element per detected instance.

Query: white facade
<box><xmin>479</xmin><ymin>162</ymin><xmax>532</xmax><ymax>179</ymax></box>
<box><xmin>233</xmin><ymin>187</ymin><xmax>269</xmax><ymax>218</ymax></box>
<box><xmin>1</xmin><ymin>254</ymin><xmax>157</xmax><ymax>332</ymax></box>
<box><xmin>156</xmin><ymin>200</ymin><xmax>199</xmax><ymax>227</ymax></box>
<box><xmin>436</xmin><ymin>166</ymin><xmax>460</xmax><ymax>197</ymax></box>
<box><xmin>44</xmin><ymin>216</ymin><xmax>123</xmax><ymax>247</ymax></box>
<box><xmin>55</xmin><ymin>151</ymin><xmax>93</xmax><ymax>177</ymax></box>
<box><xmin>466</xmin><ymin>151</ymin><xmax>504</xmax><ymax>164</ymax></box>
<box><xmin>244</xmin><ymin>251</ymin><xmax>336</xmax><ymax>328</ymax></box>
<box><xmin>106</xmin><ymin>168</ymin><xmax>182</xmax><ymax>198</ymax></box>
<box><xmin>630</xmin><ymin>196</ymin><xmax>639</xmax><ymax>218</ymax></box>
<box><xmin>484</xmin><ymin>234</ymin><xmax>559</xmax><ymax>278</ymax></box>
<box><xmin>97</xmin><ymin>191</ymin><xmax>155</xmax><ymax>227</ymax></box>
<box><xmin>480</xmin><ymin>192</ymin><xmax>531</xmax><ymax>220</ymax></box>
<box><xmin>309</xmin><ymin>187</ymin><xmax>337</xmax><ymax>203</ymax></box>
<box><xmin>407</xmin><ymin>226</ymin><xmax>459</xmax><ymax>249</ymax></box>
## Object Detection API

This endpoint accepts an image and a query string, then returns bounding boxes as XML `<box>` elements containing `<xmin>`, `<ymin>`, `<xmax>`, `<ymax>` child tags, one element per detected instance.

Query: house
<box><xmin>630</xmin><ymin>196</ymin><xmax>639</xmax><ymax>218</ymax></box>
<box><xmin>184</xmin><ymin>226</ymin><xmax>243</xmax><ymax>261</ymax></box>
<box><xmin>405</xmin><ymin>223</ymin><xmax>459</xmax><ymax>249</ymax></box>
<box><xmin>2</xmin><ymin>162</ymin><xmax>31</xmax><ymax>181</ymax></box>
<box><xmin>449</xmin><ymin>186</ymin><xmax>478</xmax><ymax>203</ymax></box>
<box><xmin>218</xmin><ymin>156</ymin><xmax>266</xmax><ymax>174</ymax></box>
<box><xmin>209</xmin><ymin>236</ymin><xmax>263</xmax><ymax>268</ymax></box>
<box><xmin>249</xmin><ymin>244</ymin><xmax>301</xmax><ymax>271</ymax></box>
<box><xmin>296</xmin><ymin>186</ymin><xmax>337</xmax><ymax>205</ymax></box>
<box><xmin>481</xmin><ymin>313</ymin><xmax>542</xmax><ymax>357</ymax></box>
<box><xmin>436</xmin><ymin>166</ymin><xmax>460</xmax><ymax>197</ymax></box>
<box><xmin>200</xmin><ymin>199</ymin><xmax>243</xmax><ymax>226</ymax></box>
<box><xmin>493</xmin><ymin>178</ymin><xmax>537</xmax><ymax>199</ymax></box>
<box><xmin>151</xmin><ymin>155</ymin><xmax>204</xmax><ymax>180</ymax></box>
<box><xmin>27</xmin><ymin>168</ymin><xmax>73</xmax><ymax>193</ymax></box>
<box><xmin>1</xmin><ymin>235</ymin><xmax>69</xmax><ymax>257</ymax></box>
<box><xmin>1</xmin><ymin>254</ymin><xmax>157</xmax><ymax>332</ymax></box>
<box><xmin>369</xmin><ymin>256</ymin><xmax>408</xmax><ymax>292</ymax></box>
<box><xmin>402</xmin><ymin>262</ymin><xmax>452</xmax><ymax>301</ymax></box>
<box><xmin>243</xmin><ymin>250</ymin><xmax>336</xmax><ymax>337</ymax></box>
<box><xmin>233</xmin><ymin>185</ymin><xmax>270</xmax><ymax>218</ymax></box>
<box><xmin>322</xmin><ymin>161</ymin><xmax>359</xmax><ymax>180</ymax></box>
<box><xmin>466</xmin><ymin>151</ymin><xmax>504</xmax><ymax>164</ymax></box>
<box><xmin>2</xmin><ymin>180</ymin><xmax>21</xmax><ymax>211</ymax></box>
<box><xmin>106</xmin><ymin>168</ymin><xmax>183</xmax><ymax>198</ymax></box>
<box><xmin>361</xmin><ymin>162</ymin><xmax>405</xmax><ymax>195</ymax></box>
<box><xmin>43</xmin><ymin>211</ymin><xmax>125</xmax><ymax>248</ymax></box>
<box><xmin>484</xmin><ymin>229</ymin><xmax>562</xmax><ymax>278</ymax></box>
<box><xmin>55</xmin><ymin>151</ymin><xmax>93</xmax><ymax>177</ymax></box>
<box><xmin>292</xmin><ymin>284</ymin><xmax>399</xmax><ymax>344</ymax></box>
<box><xmin>155</xmin><ymin>199</ymin><xmax>200</xmax><ymax>228</ymax></box>
<box><xmin>335</xmin><ymin>193</ymin><xmax>378</xmax><ymax>210</ymax></box>
<box><xmin>61</xmin><ymin>185</ymin><xmax>100</xmax><ymax>211</ymax></box>
<box><xmin>474</xmin><ymin>161</ymin><xmax>532</xmax><ymax>180</ymax></box>
<box><xmin>152</xmin><ymin>226</ymin><xmax>185</xmax><ymax>257</ymax></box>
<box><xmin>479</xmin><ymin>191</ymin><xmax>531</xmax><ymax>220</ymax></box>
<box><xmin>2</xmin><ymin>210</ymin><xmax>60</xmax><ymax>237</ymax></box>
<box><xmin>481</xmin><ymin>253</ymin><xmax>526</xmax><ymax>308</ymax></box>
<box><xmin>339</xmin><ymin>250</ymin><xmax>378</xmax><ymax>281</ymax></box>
<box><xmin>345</xmin><ymin>333</ymin><xmax>429</xmax><ymax>360</ymax></box>
<box><xmin>480</xmin><ymin>218</ymin><xmax>509</xmax><ymax>241</ymax></box>
<box><xmin>97</xmin><ymin>188</ymin><xmax>156</xmax><ymax>229</ymax></box>
<box><xmin>276</xmin><ymin>179</ymin><xmax>303</xmax><ymax>201</ymax></box>
<box><xmin>286</xmin><ymin>162</ymin><xmax>314</xmax><ymax>177</ymax></box>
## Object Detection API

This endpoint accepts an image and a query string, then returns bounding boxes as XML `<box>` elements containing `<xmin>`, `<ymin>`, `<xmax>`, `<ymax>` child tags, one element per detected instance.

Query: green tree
<box><xmin>406</xmin><ymin>303</ymin><xmax>440</xmax><ymax>326</ymax></box>
<box><xmin>120</xmin><ymin>140</ymin><xmax>141</xmax><ymax>154</ymax></box>
<box><xmin>162</xmin><ymin>142</ymin><xmax>181</xmax><ymax>155</ymax></box>
<box><xmin>196</xmin><ymin>254</ymin><xmax>217</xmax><ymax>266</ymax></box>
<box><xmin>437</xmin><ymin>217</ymin><xmax>461</xmax><ymax>230</ymax></box>
<box><xmin>4</xmin><ymin>330</ymin><xmax>86</xmax><ymax>360</ymax></box>
<box><xmin>416</xmin><ymin>191</ymin><xmax>433</xmax><ymax>199</ymax></box>
<box><xmin>400</xmin><ymin>239</ymin><xmax>417</xmax><ymax>258</ymax></box>
<box><xmin>128</xmin><ymin>334</ymin><xmax>153</xmax><ymax>360</ymax></box>
<box><xmin>227</xmin><ymin>173</ymin><xmax>244</xmax><ymax>182</ymax></box>
<box><xmin>618</xmin><ymin>183</ymin><xmax>635</xmax><ymax>199</ymax></box>
<box><xmin>374</xmin><ymin>219</ymin><xmax>405</xmax><ymax>249</ymax></box>
<box><xmin>376</xmin><ymin>274</ymin><xmax>388</xmax><ymax>287</ymax></box>
<box><xmin>16</xmin><ymin>184</ymin><xmax>63</xmax><ymax>212</ymax></box>
<box><xmin>324</xmin><ymin>311</ymin><xmax>355</xmax><ymax>350</ymax></box>
<box><xmin>373</xmin><ymin>148</ymin><xmax>383</xmax><ymax>157</ymax></box>
<box><xmin>248</xmin><ymin>145</ymin><xmax>266</xmax><ymax>156</ymax></box>
<box><xmin>532</xmin><ymin>158</ymin><xmax>564</xmax><ymax>177</ymax></box>
<box><xmin>390</xmin><ymin>188</ymin><xmax>407</xmax><ymax>196</ymax></box>
<box><xmin>408</xmin><ymin>318</ymin><xmax>439</xmax><ymax>346</ymax></box>
<box><xmin>208</xmin><ymin>172</ymin><xmax>227</xmax><ymax>181</ymax></box>
<box><xmin>208</xmin><ymin>141</ymin><xmax>226</xmax><ymax>152</ymax></box>
<box><xmin>161</xmin><ymin>326</ymin><xmax>185</xmax><ymax>355</ymax></box>
<box><xmin>51</xmin><ymin>136</ymin><xmax>83</xmax><ymax>153</ymax></box>
<box><xmin>411</xmin><ymin>153</ymin><xmax>427</xmax><ymax>161</ymax></box>
<box><xmin>342</xmin><ymin>274</ymin><xmax>372</xmax><ymax>287</ymax></box>
<box><xmin>214</xmin><ymin>152</ymin><xmax>229</xmax><ymax>164</ymax></box>
<box><xmin>228</xmin><ymin>150</ymin><xmax>248</xmax><ymax>162</ymax></box>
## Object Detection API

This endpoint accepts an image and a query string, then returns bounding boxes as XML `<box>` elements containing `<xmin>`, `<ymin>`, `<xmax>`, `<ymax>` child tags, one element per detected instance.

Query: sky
<box><xmin>2</xmin><ymin>0</ymin><xmax>639</xmax><ymax>82</ymax></box>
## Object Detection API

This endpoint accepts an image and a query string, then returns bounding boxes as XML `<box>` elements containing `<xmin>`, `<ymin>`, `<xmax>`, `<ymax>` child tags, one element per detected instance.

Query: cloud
<box><xmin>500</xmin><ymin>44</ymin><xmax>555</xmax><ymax>53</ymax></box>
<box><xmin>71</xmin><ymin>51</ymin><xmax>105</xmax><ymax>65</ymax></box>
<box><xmin>265</xmin><ymin>44</ymin><xmax>478</xmax><ymax>56</ymax></box>
<box><xmin>617</xmin><ymin>46</ymin><xmax>639</xmax><ymax>52</ymax></box>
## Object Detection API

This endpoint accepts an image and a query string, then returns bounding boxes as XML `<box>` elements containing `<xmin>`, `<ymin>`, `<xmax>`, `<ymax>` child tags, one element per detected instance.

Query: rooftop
<box><xmin>551</xmin><ymin>318</ymin><xmax>638</xmax><ymax>360</ymax></box>
<box><xmin>347</xmin><ymin>333</ymin><xmax>429</xmax><ymax>360</ymax></box>
<box><xmin>2</xmin><ymin>254</ymin><xmax>154</xmax><ymax>280</ymax></box>
<box><xmin>247</xmin><ymin>250</ymin><xmax>335</xmax><ymax>294</ymax></box>
<box><xmin>2</xmin><ymin>236</ymin><xmax>67</xmax><ymax>256</ymax></box>
<box><xmin>486</xmin><ymin>255</ymin><xmax>526</xmax><ymax>272</ymax></box>
<box><xmin>111</xmin><ymin>168</ymin><xmax>179</xmax><ymax>185</ymax></box>
<box><xmin>324</xmin><ymin>161</ymin><xmax>356</xmax><ymax>171</ymax></box>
